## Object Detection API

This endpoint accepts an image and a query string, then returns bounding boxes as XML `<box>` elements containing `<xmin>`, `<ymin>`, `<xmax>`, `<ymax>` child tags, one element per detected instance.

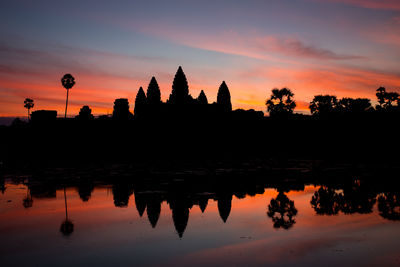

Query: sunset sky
<box><xmin>1</xmin><ymin>0</ymin><xmax>399</xmax><ymax>117</ymax></box>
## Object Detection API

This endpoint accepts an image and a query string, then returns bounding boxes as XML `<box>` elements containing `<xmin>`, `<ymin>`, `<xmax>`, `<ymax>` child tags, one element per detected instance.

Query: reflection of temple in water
<box><xmin>134</xmin><ymin>191</ymin><xmax>147</xmax><ymax>217</ymax></box>
<box><xmin>112</xmin><ymin>182</ymin><xmax>133</xmax><ymax>207</ymax></box>
<box><xmin>77</xmin><ymin>181</ymin><xmax>94</xmax><ymax>202</ymax></box>
<box><xmin>217</xmin><ymin>194</ymin><xmax>232</xmax><ymax>223</ymax></box>
<box><xmin>147</xmin><ymin>196</ymin><xmax>161</xmax><ymax>228</ymax></box>
<box><xmin>14</xmin><ymin>162</ymin><xmax>400</xmax><ymax>238</ymax></box>
<box><xmin>169</xmin><ymin>197</ymin><xmax>191</xmax><ymax>238</ymax></box>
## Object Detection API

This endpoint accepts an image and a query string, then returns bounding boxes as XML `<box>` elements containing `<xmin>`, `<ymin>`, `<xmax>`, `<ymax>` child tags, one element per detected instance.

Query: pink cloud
<box><xmin>134</xmin><ymin>24</ymin><xmax>364</xmax><ymax>62</ymax></box>
<box><xmin>0</xmin><ymin>41</ymin><xmax>179</xmax><ymax>116</ymax></box>
<box><xmin>316</xmin><ymin>0</ymin><xmax>400</xmax><ymax>10</ymax></box>
<box><xmin>363</xmin><ymin>27</ymin><xmax>400</xmax><ymax>46</ymax></box>
<box><xmin>254</xmin><ymin>36</ymin><xmax>365</xmax><ymax>60</ymax></box>
<box><xmin>2</xmin><ymin>59</ymin><xmax>399</xmax><ymax>117</ymax></box>
<box><xmin>1</xmin><ymin>27</ymin><xmax>399</xmax><ymax>117</ymax></box>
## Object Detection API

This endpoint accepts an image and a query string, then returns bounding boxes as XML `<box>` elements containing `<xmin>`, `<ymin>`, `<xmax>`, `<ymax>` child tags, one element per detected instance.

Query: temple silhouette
<box><xmin>25</xmin><ymin>66</ymin><xmax>264</xmax><ymax>124</ymax></box>
<box><xmin>124</xmin><ymin>66</ymin><xmax>237</xmax><ymax>120</ymax></box>
<box><xmin>0</xmin><ymin>66</ymin><xmax>398</xmax><ymax>205</ymax></box>
<box><xmin>1</xmin><ymin>67</ymin><xmax>400</xmax><ymax>239</ymax></box>
<box><xmin>7</xmin><ymin>66</ymin><xmax>399</xmax><ymax>125</ymax></box>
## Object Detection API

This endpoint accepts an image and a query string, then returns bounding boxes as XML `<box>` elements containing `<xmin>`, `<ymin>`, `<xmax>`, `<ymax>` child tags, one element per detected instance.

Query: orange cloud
<box><xmin>1</xmin><ymin>30</ymin><xmax>399</xmax><ymax>118</ymax></box>
<box><xmin>242</xmin><ymin>65</ymin><xmax>400</xmax><ymax>105</ymax></box>
<box><xmin>135</xmin><ymin>25</ymin><xmax>364</xmax><ymax>64</ymax></box>
<box><xmin>2</xmin><ymin>62</ymin><xmax>399</xmax><ymax>117</ymax></box>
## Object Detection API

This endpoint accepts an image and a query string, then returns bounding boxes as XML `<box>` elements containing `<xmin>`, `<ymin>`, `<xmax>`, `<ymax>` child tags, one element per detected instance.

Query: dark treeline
<box><xmin>266</xmin><ymin>86</ymin><xmax>400</xmax><ymax>117</ymax></box>
<box><xmin>1</xmin><ymin>66</ymin><xmax>400</xmax><ymax>167</ymax></box>
<box><xmin>3</xmin><ymin>160</ymin><xmax>400</xmax><ymax>237</ymax></box>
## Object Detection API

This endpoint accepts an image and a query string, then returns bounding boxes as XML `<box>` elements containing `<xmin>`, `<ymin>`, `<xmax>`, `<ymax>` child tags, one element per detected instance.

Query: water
<box><xmin>1</xmin><ymin>168</ymin><xmax>400</xmax><ymax>267</ymax></box>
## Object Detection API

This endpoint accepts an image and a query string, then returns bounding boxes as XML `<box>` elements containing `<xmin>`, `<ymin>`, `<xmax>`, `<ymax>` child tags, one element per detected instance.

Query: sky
<box><xmin>0</xmin><ymin>0</ymin><xmax>399</xmax><ymax>117</ymax></box>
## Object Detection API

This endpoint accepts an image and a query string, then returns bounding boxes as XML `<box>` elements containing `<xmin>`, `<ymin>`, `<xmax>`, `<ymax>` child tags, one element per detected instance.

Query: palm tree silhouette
<box><xmin>23</xmin><ymin>98</ymin><xmax>34</xmax><ymax>120</ymax></box>
<box><xmin>309</xmin><ymin>95</ymin><xmax>338</xmax><ymax>116</ymax></box>
<box><xmin>266</xmin><ymin>88</ymin><xmax>296</xmax><ymax>117</ymax></box>
<box><xmin>61</xmin><ymin>74</ymin><xmax>76</xmax><ymax>118</ymax></box>
<box><xmin>60</xmin><ymin>187</ymin><xmax>74</xmax><ymax>236</ymax></box>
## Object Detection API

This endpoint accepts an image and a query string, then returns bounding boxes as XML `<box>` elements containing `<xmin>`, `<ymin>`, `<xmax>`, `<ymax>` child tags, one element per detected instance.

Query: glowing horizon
<box><xmin>1</xmin><ymin>0</ymin><xmax>399</xmax><ymax>117</ymax></box>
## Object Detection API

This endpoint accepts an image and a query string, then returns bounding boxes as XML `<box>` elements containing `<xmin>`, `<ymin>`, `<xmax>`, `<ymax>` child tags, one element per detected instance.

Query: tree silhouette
<box><xmin>267</xmin><ymin>191</ymin><xmax>298</xmax><ymax>229</ymax></box>
<box><xmin>60</xmin><ymin>187</ymin><xmax>74</xmax><ymax>236</ymax></box>
<box><xmin>338</xmin><ymin>98</ymin><xmax>373</xmax><ymax>114</ymax></box>
<box><xmin>147</xmin><ymin>77</ymin><xmax>161</xmax><ymax>105</ymax></box>
<box><xmin>376</xmin><ymin>86</ymin><xmax>385</xmax><ymax>98</ymax></box>
<box><xmin>377</xmin><ymin>192</ymin><xmax>400</xmax><ymax>221</ymax></box>
<box><xmin>310</xmin><ymin>186</ymin><xmax>342</xmax><ymax>215</ymax></box>
<box><xmin>61</xmin><ymin>74</ymin><xmax>75</xmax><ymax>118</ymax></box>
<box><xmin>266</xmin><ymin>88</ymin><xmax>296</xmax><ymax>116</ymax></box>
<box><xmin>376</xmin><ymin>87</ymin><xmax>399</xmax><ymax>111</ymax></box>
<box><xmin>134</xmin><ymin>87</ymin><xmax>147</xmax><ymax>116</ymax></box>
<box><xmin>23</xmin><ymin>98</ymin><xmax>34</xmax><ymax>120</ymax></box>
<box><xmin>309</xmin><ymin>95</ymin><xmax>338</xmax><ymax>116</ymax></box>
<box><xmin>169</xmin><ymin>66</ymin><xmax>190</xmax><ymax>105</ymax></box>
<box><xmin>197</xmin><ymin>90</ymin><xmax>208</xmax><ymax>105</ymax></box>
<box><xmin>217</xmin><ymin>81</ymin><xmax>232</xmax><ymax>112</ymax></box>
<box><xmin>339</xmin><ymin>180</ymin><xmax>376</xmax><ymax>214</ymax></box>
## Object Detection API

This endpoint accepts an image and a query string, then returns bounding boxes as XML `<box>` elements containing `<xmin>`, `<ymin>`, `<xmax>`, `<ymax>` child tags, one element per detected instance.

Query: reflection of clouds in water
<box><xmin>166</xmin><ymin>234</ymin><xmax>363</xmax><ymax>266</ymax></box>
<box><xmin>0</xmin><ymin>177</ymin><xmax>399</xmax><ymax>266</ymax></box>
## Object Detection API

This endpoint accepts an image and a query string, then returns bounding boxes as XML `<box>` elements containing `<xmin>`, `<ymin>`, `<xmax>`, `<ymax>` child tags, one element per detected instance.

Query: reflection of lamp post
<box><xmin>60</xmin><ymin>187</ymin><xmax>74</xmax><ymax>236</ymax></box>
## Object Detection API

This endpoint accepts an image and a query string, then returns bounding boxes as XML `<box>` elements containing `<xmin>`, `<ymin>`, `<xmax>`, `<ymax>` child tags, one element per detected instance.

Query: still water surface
<box><xmin>0</xmin><ymin>176</ymin><xmax>399</xmax><ymax>266</ymax></box>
